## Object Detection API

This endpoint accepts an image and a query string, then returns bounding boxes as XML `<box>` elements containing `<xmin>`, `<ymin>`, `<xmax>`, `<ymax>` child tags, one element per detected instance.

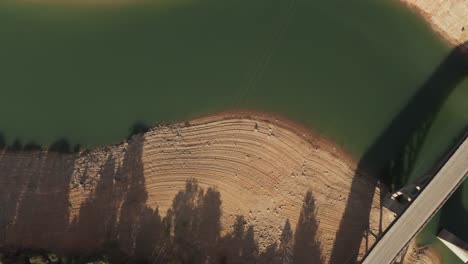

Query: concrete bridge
<box><xmin>437</xmin><ymin>229</ymin><xmax>468</xmax><ymax>263</ymax></box>
<box><xmin>362</xmin><ymin>137</ymin><xmax>468</xmax><ymax>264</ymax></box>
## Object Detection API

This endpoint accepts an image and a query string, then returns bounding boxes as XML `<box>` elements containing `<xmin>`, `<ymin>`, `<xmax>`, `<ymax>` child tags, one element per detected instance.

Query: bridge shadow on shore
<box><xmin>0</xmin><ymin>133</ymin><xmax>323</xmax><ymax>263</ymax></box>
<box><xmin>329</xmin><ymin>43</ymin><xmax>468</xmax><ymax>263</ymax></box>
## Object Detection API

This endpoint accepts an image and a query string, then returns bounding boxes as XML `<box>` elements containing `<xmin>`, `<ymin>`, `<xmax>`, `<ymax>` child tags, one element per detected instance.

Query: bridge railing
<box><xmin>360</xmin><ymin>130</ymin><xmax>468</xmax><ymax>263</ymax></box>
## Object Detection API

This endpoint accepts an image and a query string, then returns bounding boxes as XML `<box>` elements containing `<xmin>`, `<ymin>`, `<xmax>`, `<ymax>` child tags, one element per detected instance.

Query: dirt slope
<box><xmin>0</xmin><ymin>112</ymin><xmax>392</xmax><ymax>263</ymax></box>
<box><xmin>401</xmin><ymin>0</ymin><xmax>468</xmax><ymax>49</ymax></box>
<box><xmin>403</xmin><ymin>243</ymin><xmax>443</xmax><ymax>264</ymax></box>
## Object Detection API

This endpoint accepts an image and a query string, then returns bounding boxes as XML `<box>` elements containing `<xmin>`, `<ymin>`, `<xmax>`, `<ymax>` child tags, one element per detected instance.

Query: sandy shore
<box><xmin>14</xmin><ymin>0</ymin><xmax>468</xmax><ymax>47</ymax></box>
<box><xmin>400</xmin><ymin>0</ymin><xmax>468</xmax><ymax>50</ymax></box>
<box><xmin>403</xmin><ymin>242</ymin><xmax>442</xmax><ymax>264</ymax></box>
<box><xmin>0</xmin><ymin>111</ymin><xmax>393</xmax><ymax>263</ymax></box>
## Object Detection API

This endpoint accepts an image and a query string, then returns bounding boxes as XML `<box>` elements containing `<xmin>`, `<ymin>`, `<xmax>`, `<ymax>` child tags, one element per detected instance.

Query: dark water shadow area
<box><xmin>0</xmin><ymin>134</ymin><xmax>323</xmax><ymax>263</ymax></box>
<box><xmin>0</xmin><ymin>121</ymin><xmax>151</xmax><ymax>154</ymax></box>
<box><xmin>126</xmin><ymin>122</ymin><xmax>151</xmax><ymax>140</ymax></box>
<box><xmin>0</xmin><ymin>133</ymin><xmax>5</xmax><ymax>149</ymax></box>
<box><xmin>0</xmin><ymin>136</ymin><xmax>78</xmax><ymax>154</ymax></box>
<box><xmin>330</xmin><ymin>42</ymin><xmax>468</xmax><ymax>263</ymax></box>
<box><xmin>441</xmin><ymin>180</ymin><xmax>468</xmax><ymax>242</ymax></box>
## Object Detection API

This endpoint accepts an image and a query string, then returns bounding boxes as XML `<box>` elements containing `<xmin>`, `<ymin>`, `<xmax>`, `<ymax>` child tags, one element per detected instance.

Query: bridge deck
<box><xmin>362</xmin><ymin>138</ymin><xmax>468</xmax><ymax>264</ymax></box>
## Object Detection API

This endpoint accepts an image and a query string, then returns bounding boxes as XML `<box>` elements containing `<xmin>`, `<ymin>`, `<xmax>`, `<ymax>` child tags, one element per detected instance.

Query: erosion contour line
<box><xmin>0</xmin><ymin>112</ymin><xmax>392</xmax><ymax>262</ymax></box>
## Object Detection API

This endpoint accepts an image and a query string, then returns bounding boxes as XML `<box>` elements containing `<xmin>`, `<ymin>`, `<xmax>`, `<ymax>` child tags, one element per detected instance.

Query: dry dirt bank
<box><xmin>0</xmin><ymin>112</ymin><xmax>393</xmax><ymax>263</ymax></box>
<box><xmin>403</xmin><ymin>242</ymin><xmax>443</xmax><ymax>264</ymax></box>
<box><xmin>400</xmin><ymin>0</ymin><xmax>468</xmax><ymax>50</ymax></box>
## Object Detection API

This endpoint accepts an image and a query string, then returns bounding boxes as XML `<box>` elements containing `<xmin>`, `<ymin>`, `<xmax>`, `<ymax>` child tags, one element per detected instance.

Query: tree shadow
<box><xmin>23</xmin><ymin>142</ymin><xmax>43</xmax><ymax>152</ymax></box>
<box><xmin>0</xmin><ymin>132</ymin><xmax>5</xmax><ymax>149</ymax></box>
<box><xmin>6</xmin><ymin>139</ymin><xmax>23</xmax><ymax>152</ymax></box>
<box><xmin>329</xmin><ymin>43</ymin><xmax>468</xmax><ymax>263</ymax></box>
<box><xmin>127</xmin><ymin>121</ymin><xmax>151</xmax><ymax>140</ymax></box>
<box><xmin>0</xmin><ymin>120</ymin><xmax>151</xmax><ymax>154</ymax></box>
<box><xmin>0</xmin><ymin>119</ymin><xmax>151</xmax><ymax>153</ymax></box>
<box><xmin>49</xmin><ymin>138</ymin><xmax>73</xmax><ymax>153</ymax></box>
<box><xmin>293</xmin><ymin>192</ymin><xmax>323</xmax><ymax>264</ymax></box>
<box><xmin>0</xmin><ymin>128</ymin><xmax>324</xmax><ymax>263</ymax></box>
<box><xmin>73</xmin><ymin>170</ymin><xmax>323</xmax><ymax>263</ymax></box>
<box><xmin>0</xmin><ymin>150</ymin><xmax>76</xmax><ymax>251</ymax></box>
<box><xmin>0</xmin><ymin>135</ymin><xmax>80</xmax><ymax>154</ymax></box>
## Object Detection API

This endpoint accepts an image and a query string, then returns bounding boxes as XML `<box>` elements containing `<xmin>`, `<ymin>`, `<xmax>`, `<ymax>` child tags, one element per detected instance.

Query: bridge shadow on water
<box><xmin>329</xmin><ymin>42</ymin><xmax>468</xmax><ymax>263</ymax></box>
<box><xmin>441</xmin><ymin>180</ymin><xmax>468</xmax><ymax>243</ymax></box>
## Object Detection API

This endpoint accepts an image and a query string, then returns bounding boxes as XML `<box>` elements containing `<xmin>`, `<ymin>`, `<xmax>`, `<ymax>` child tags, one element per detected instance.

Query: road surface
<box><xmin>362</xmin><ymin>137</ymin><xmax>468</xmax><ymax>264</ymax></box>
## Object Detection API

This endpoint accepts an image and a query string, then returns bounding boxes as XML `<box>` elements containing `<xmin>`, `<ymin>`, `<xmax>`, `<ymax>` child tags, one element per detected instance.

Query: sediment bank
<box><xmin>403</xmin><ymin>242</ymin><xmax>443</xmax><ymax>264</ymax></box>
<box><xmin>400</xmin><ymin>0</ymin><xmax>468</xmax><ymax>50</ymax></box>
<box><xmin>0</xmin><ymin>112</ymin><xmax>393</xmax><ymax>263</ymax></box>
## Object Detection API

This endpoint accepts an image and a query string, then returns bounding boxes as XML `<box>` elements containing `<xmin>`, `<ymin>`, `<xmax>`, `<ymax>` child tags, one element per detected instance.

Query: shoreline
<box><xmin>397</xmin><ymin>1</ymin><xmax>467</xmax><ymax>262</ymax></box>
<box><xmin>10</xmin><ymin>0</ymin><xmax>467</xmax><ymax>52</ymax></box>
<box><xmin>399</xmin><ymin>0</ymin><xmax>468</xmax><ymax>52</ymax></box>
<box><xmin>187</xmin><ymin>110</ymin><xmax>360</xmax><ymax>170</ymax></box>
<box><xmin>1</xmin><ymin>109</ymin><xmax>361</xmax><ymax>176</ymax></box>
<box><xmin>0</xmin><ymin>110</ymin><xmax>392</xmax><ymax>262</ymax></box>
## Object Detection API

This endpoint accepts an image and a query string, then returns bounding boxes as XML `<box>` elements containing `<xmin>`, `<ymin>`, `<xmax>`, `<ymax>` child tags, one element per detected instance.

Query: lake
<box><xmin>0</xmin><ymin>0</ymin><xmax>467</xmax><ymax>262</ymax></box>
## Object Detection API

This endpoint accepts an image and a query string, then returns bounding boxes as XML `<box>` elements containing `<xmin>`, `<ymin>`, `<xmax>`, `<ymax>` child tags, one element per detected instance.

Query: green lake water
<box><xmin>0</xmin><ymin>0</ymin><xmax>467</xmax><ymax>262</ymax></box>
